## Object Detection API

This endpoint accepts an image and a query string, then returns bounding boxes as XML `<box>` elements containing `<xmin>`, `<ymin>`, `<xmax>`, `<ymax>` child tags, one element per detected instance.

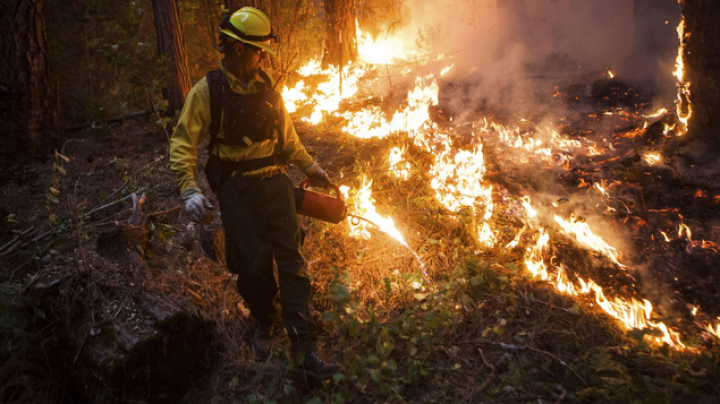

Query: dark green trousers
<box><xmin>218</xmin><ymin>173</ymin><xmax>317</xmax><ymax>354</ymax></box>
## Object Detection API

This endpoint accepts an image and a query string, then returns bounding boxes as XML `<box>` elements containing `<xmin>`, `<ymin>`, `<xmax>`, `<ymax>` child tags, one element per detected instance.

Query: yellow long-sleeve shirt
<box><xmin>169</xmin><ymin>63</ymin><xmax>316</xmax><ymax>193</ymax></box>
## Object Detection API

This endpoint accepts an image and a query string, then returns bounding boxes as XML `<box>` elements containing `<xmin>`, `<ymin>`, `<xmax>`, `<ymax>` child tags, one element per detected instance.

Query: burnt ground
<box><xmin>1</xmin><ymin>75</ymin><xmax>720</xmax><ymax>403</ymax></box>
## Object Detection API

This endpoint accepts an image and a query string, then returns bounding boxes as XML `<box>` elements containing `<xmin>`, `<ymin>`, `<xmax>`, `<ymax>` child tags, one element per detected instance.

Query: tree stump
<box><xmin>17</xmin><ymin>192</ymin><xmax>220</xmax><ymax>403</ymax></box>
<box><xmin>22</xmin><ymin>269</ymin><xmax>217</xmax><ymax>404</ymax></box>
<box><xmin>96</xmin><ymin>193</ymin><xmax>151</xmax><ymax>272</ymax></box>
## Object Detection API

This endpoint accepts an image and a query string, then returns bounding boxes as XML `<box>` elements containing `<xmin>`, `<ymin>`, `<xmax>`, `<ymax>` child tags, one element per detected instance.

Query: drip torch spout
<box><xmin>347</xmin><ymin>214</ymin><xmax>380</xmax><ymax>228</ymax></box>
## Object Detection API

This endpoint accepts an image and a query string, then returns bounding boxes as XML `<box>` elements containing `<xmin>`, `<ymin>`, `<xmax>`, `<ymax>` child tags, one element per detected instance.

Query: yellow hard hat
<box><xmin>220</xmin><ymin>7</ymin><xmax>277</xmax><ymax>55</ymax></box>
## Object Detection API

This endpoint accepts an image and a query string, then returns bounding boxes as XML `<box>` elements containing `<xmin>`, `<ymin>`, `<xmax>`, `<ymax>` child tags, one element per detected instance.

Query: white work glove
<box><xmin>181</xmin><ymin>187</ymin><xmax>214</xmax><ymax>224</ymax></box>
<box><xmin>305</xmin><ymin>163</ymin><xmax>331</xmax><ymax>184</ymax></box>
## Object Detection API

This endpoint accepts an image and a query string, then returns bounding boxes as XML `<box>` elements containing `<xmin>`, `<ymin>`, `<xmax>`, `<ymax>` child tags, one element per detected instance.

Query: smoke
<box><xmin>374</xmin><ymin>0</ymin><xmax>681</xmax><ymax>119</ymax></box>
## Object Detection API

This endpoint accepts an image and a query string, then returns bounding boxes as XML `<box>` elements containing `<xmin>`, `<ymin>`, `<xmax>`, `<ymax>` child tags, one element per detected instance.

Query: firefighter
<box><xmin>169</xmin><ymin>7</ymin><xmax>341</xmax><ymax>380</ymax></box>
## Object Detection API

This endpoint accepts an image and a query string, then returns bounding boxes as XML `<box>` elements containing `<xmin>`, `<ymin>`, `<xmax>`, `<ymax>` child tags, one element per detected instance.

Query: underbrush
<box><xmin>211</xmin><ymin>243</ymin><xmax>719</xmax><ymax>403</ymax></box>
<box><xmin>1</xmin><ymin>120</ymin><xmax>719</xmax><ymax>404</ymax></box>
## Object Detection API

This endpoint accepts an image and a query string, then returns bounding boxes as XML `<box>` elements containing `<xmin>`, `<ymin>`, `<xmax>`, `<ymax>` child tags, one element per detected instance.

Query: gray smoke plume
<box><xmin>380</xmin><ymin>0</ymin><xmax>681</xmax><ymax>119</ymax></box>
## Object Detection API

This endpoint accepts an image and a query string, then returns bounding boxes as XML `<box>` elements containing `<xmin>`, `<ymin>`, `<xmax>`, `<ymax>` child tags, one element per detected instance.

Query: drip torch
<box><xmin>294</xmin><ymin>180</ymin><xmax>347</xmax><ymax>224</ymax></box>
<box><xmin>293</xmin><ymin>180</ymin><xmax>379</xmax><ymax>227</ymax></box>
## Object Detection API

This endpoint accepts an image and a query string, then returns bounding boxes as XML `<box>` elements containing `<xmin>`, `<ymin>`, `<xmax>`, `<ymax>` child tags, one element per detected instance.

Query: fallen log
<box><xmin>65</xmin><ymin>109</ymin><xmax>154</xmax><ymax>132</ymax></box>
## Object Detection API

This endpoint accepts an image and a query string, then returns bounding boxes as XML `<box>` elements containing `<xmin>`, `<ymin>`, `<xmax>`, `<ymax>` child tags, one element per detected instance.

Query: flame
<box><xmin>282</xmin><ymin>80</ymin><xmax>307</xmax><ymax>114</ymax></box>
<box><xmin>481</xmin><ymin>120</ymin><xmax>554</xmax><ymax>159</ymax></box>
<box><xmin>554</xmin><ymin>215</ymin><xmax>624</xmax><ymax>268</ymax></box>
<box><xmin>521</xmin><ymin>196</ymin><xmax>537</xmax><ymax>219</ymax></box>
<box><xmin>674</xmin><ymin>19</ymin><xmax>687</xmax><ymax>83</ymax></box>
<box><xmin>643</xmin><ymin>108</ymin><xmax>668</xmax><ymax>119</ymax></box>
<box><xmin>342</xmin><ymin>76</ymin><xmax>440</xmax><ymax>140</ymax></box>
<box><xmin>475</xmin><ymin>118</ymin><xmax>603</xmax><ymax>165</ymax></box>
<box><xmin>663</xmin><ymin>123</ymin><xmax>676</xmax><ymax>136</ymax></box>
<box><xmin>643</xmin><ymin>152</ymin><xmax>662</xmax><ymax>165</ymax></box>
<box><xmin>708</xmin><ymin>320</ymin><xmax>720</xmax><ymax>339</ymax></box>
<box><xmin>440</xmin><ymin>64</ymin><xmax>455</xmax><ymax>77</ymax></box>
<box><xmin>511</xmin><ymin>196</ymin><xmax>688</xmax><ymax>349</ymax></box>
<box><xmin>427</xmin><ymin>136</ymin><xmax>495</xmax><ymax>246</ymax></box>
<box><xmin>593</xmin><ymin>182</ymin><xmax>609</xmax><ymax>198</ymax></box>
<box><xmin>505</xmin><ymin>224</ymin><xmax>526</xmax><ymax>250</ymax></box>
<box><xmin>562</xmin><ymin>267</ymin><xmax>687</xmax><ymax>348</ymax></box>
<box><xmin>524</xmin><ymin>229</ymin><xmax>551</xmax><ymax>281</ymax></box>
<box><xmin>343</xmin><ymin>177</ymin><xmax>425</xmax><ymax>270</ymax></box>
<box><xmin>357</xmin><ymin>29</ymin><xmax>406</xmax><ymax>65</ymax></box>
<box><xmin>356</xmin><ymin>20</ymin><xmax>425</xmax><ymax>65</ymax></box>
<box><xmin>478</xmin><ymin>222</ymin><xmax>497</xmax><ymax>248</ymax></box>
<box><xmin>678</xmin><ymin>223</ymin><xmax>692</xmax><ymax>241</ymax></box>
<box><xmin>276</xmin><ymin>15</ymin><xmax>716</xmax><ymax>350</ymax></box>
<box><xmin>281</xmin><ymin>62</ymin><xmax>359</xmax><ymax>125</ymax></box>
<box><xmin>343</xmin><ymin>176</ymin><xmax>409</xmax><ymax>248</ymax></box>
<box><xmin>430</xmin><ymin>144</ymin><xmax>492</xmax><ymax>216</ymax></box>
<box><xmin>388</xmin><ymin>146</ymin><xmax>411</xmax><ymax>181</ymax></box>
<box><xmin>282</xmin><ymin>22</ymin><xmax>443</xmax><ymax>139</ymax></box>
<box><xmin>674</xmin><ymin>17</ymin><xmax>693</xmax><ymax>135</ymax></box>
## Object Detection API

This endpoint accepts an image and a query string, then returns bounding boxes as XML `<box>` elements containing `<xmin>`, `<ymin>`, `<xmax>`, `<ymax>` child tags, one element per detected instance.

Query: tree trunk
<box><xmin>0</xmin><ymin>0</ymin><xmax>61</xmax><ymax>166</ymax></box>
<box><xmin>322</xmin><ymin>0</ymin><xmax>357</xmax><ymax>69</ymax></box>
<box><xmin>270</xmin><ymin>0</ymin><xmax>281</xmax><ymax>69</ymax></box>
<box><xmin>152</xmin><ymin>0</ymin><xmax>191</xmax><ymax>115</ymax></box>
<box><xmin>497</xmin><ymin>0</ymin><xmax>529</xmax><ymax>50</ymax></box>
<box><xmin>225</xmin><ymin>0</ymin><xmax>260</xmax><ymax>13</ymax></box>
<box><xmin>200</xmin><ymin>0</ymin><xmax>219</xmax><ymax>52</ymax></box>
<box><xmin>679</xmin><ymin>0</ymin><xmax>720</xmax><ymax>163</ymax></box>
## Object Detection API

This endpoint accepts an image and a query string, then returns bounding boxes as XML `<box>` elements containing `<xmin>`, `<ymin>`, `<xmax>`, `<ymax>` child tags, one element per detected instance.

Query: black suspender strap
<box><xmin>206</xmin><ymin>68</ymin><xmax>224</xmax><ymax>157</ymax></box>
<box><xmin>204</xmin><ymin>68</ymin><xmax>288</xmax><ymax>171</ymax></box>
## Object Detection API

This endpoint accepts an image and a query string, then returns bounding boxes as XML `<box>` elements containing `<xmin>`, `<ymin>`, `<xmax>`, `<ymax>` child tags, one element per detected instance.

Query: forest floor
<box><xmin>2</xmin><ymin>72</ymin><xmax>720</xmax><ymax>404</ymax></box>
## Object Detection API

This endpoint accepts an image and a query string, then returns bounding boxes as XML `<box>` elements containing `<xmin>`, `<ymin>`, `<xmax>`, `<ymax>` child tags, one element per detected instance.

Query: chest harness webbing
<box><xmin>205</xmin><ymin>68</ymin><xmax>288</xmax><ymax>172</ymax></box>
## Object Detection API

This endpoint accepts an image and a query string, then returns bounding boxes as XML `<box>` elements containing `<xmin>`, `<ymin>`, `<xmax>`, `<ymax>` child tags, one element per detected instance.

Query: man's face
<box><xmin>238</xmin><ymin>42</ymin><xmax>267</xmax><ymax>77</ymax></box>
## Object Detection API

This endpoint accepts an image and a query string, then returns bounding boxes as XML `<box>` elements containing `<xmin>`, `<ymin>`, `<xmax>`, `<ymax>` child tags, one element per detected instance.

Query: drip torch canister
<box><xmin>294</xmin><ymin>180</ymin><xmax>347</xmax><ymax>224</ymax></box>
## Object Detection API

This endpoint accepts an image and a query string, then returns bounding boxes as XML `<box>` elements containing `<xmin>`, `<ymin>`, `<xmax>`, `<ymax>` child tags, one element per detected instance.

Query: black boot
<box><xmin>252</xmin><ymin>325</ymin><xmax>274</xmax><ymax>361</ymax></box>
<box><xmin>299</xmin><ymin>352</ymin><xmax>343</xmax><ymax>380</ymax></box>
